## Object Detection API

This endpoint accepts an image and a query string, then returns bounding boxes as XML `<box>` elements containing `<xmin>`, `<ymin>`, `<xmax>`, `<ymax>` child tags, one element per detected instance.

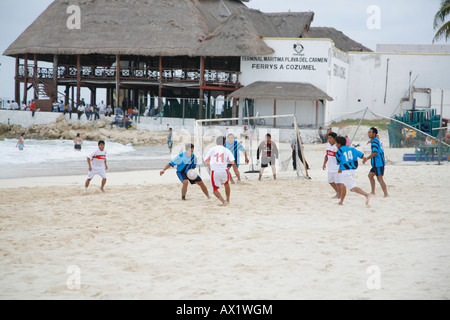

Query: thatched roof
<box><xmin>4</xmin><ymin>0</ymin><xmax>216</xmax><ymax>57</ymax></box>
<box><xmin>229</xmin><ymin>81</ymin><xmax>334</xmax><ymax>101</ymax></box>
<box><xmin>196</xmin><ymin>8</ymin><xmax>275</xmax><ymax>57</ymax></box>
<box><xmin>307</xmin><ymin>27</ymin><xmax>372</xmax><ymax>52</ymax></box>
<box><xmin>3</xmin><ymin>0</ymin><xmax>316</xmax><ymax>59</ymax></box>
<box><xmin>266</xmin><ymin>12</ymin><xmax>315</xmax><ymax>38</ymax></box>
<box><xmin>197</xmin><ymin>0</ymin><xmax>248</xmax><ymax>21</ymax></box>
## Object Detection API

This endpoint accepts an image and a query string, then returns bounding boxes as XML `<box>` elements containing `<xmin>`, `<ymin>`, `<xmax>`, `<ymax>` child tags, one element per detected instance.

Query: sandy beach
<box><xmin>0</xmin><ymin>142</ymin><xmax>449</xmax><ymax>300</ymax></box>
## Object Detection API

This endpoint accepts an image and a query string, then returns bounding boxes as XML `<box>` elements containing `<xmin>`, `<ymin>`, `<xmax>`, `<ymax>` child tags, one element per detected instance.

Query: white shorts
<box><xmin>328</xmin><ymin>172</ymin><xmax>342</xmax><ymax>184</ymax></box>
<box><xmin>340</xmin><ymin>170</ymin><xmax>357</xmax><ymax>190</ymax></box>
<box><xmin>87</xmin><ymin>167</ymin><xmax>107</xmax><ymax>180</ymax></box>
<box><xmin>210</xmin><ymin>170</ymin><xmax>229</xmax><ymax>192</ymax></box>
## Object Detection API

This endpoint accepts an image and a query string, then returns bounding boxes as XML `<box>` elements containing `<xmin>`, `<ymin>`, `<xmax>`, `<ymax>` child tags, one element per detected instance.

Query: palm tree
<box><xmin>433</xmin><ymin>0</ymin><xmax>450</xmax><ymax>42</ymax></box>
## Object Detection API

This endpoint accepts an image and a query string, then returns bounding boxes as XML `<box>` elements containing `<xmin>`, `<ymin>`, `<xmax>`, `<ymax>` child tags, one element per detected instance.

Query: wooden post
<box><xmin>232</xmin><ymin>98</ymin><xmax>237</xmax><ymax>125</ymax></box>
<box><xmin>199</xmin><ymin>56</ymin><xmax>205</xmax><ymax>120</ymax></box>
<box><xmin>274</xmin><ymin>99</ymin><xmax>277</xmax><ymax>128</ymax></box>
<box><xmin>315</xmin><ymin>99</ymin><xmax>319</xmax><ymax>129</ymax></box>
<box><xmin>76</xmin><ymin>54</ymin><xmax>81</xmax><ymax>107</ymax></box>
<box><xmin>15</xmin><ymin>56</ymin><xmax>21</xmax><ymax>104</ymax></box>
<box><xmin>23</xmin><ymin>54</ymin><xmax>28</xmax><ymax>105</ymax></box>
<box><xmin>116</xmin><ymin>54</ymin><xmax>120</xmax><ymax>110</ymax></box>
<box><xmin>71</xmin><ymin>86</ymin><xmax>75</xmax><ymax>109</ymax></box>
<box><xmin>33</xmin><ymin>54</ymin><xmax>38</xmax><ymax>101</ymax></box>
<box><xmin>158</xmin><ymin>56</ymin><xmax>162</xmax><ymax>114</ymax></box>
<box><xmin>53</xmin><ymin>54</ymin><xmax>58</xmax><ymax>102</ymax></box>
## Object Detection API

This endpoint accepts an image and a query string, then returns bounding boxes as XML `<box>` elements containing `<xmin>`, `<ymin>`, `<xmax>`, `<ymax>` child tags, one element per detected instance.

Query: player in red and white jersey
<box><xmin>85</xmin><ymin>140</ymin><xmax>108</xmax><ymax>192</ymax></box>
<box><xmin>204</xmin><ymin>136</ymin><xmax>238</xmax><ymax>206</ymax></box>
<box><xmin>322</xmin><ymin>132</ymin><xmax>342</xmax><ymax>199</ymax></box>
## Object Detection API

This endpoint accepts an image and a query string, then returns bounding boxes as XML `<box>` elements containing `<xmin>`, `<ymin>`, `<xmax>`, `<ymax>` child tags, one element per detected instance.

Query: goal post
<box><xmin>195</xmin><ymin>114</ymin><xmax>310</xmax><ymax>180</ymax></box>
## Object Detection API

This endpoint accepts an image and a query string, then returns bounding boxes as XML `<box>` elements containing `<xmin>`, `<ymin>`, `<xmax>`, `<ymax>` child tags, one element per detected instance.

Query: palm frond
<box><xmin>433</xmin><ymin>1</ymin><xmax>450</xmax><ymax>29</ymax></box>
<box><xmin>433</xmin><ymin>21</ymin><xmax>450</xmax><ymax>42</ymax></box>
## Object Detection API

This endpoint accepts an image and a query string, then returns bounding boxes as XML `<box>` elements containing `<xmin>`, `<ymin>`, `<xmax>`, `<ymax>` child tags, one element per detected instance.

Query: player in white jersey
<box><xmin>85</xmin><ymin>140</ymin><xmax>108</xmax><ymax>192</ymax></box>
<box><xmin>204</xmin><ymin>136</ymin><xmax>238</xmax><ymax>206</ymax></box>
<box><xmin>322</xmin><ymin>132</ymin><xmax>342</xmax><ymax>199</ymax></box>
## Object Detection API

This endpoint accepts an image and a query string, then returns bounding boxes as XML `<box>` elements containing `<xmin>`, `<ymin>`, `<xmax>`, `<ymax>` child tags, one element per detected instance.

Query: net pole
<box><xmin>350</xmin><ymin>107</ymin><xmax>369</xmax><ymax>146</ymax></box>
<box><xmin>194</xmin><ymin>120</ymin><xmax>202</xmax><ymax>176</ymax></box>
<box><xmin>438</xmin><ymin>90</ymin><xmax>444</xmax><ymax>165</ymax></box>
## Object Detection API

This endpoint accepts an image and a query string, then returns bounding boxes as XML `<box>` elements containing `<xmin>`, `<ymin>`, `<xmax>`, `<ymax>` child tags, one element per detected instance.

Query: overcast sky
<box><xmin>0</xmin><ymin>0</ymin><xmax>447</xmax><ymax>100</ymax></box>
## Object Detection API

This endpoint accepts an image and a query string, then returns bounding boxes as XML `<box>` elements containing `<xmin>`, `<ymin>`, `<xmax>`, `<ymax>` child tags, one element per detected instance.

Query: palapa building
<box><xmin>4</xmin><ymin>0</ymin><xmax>378</xmax><ymax>126</ymax></box>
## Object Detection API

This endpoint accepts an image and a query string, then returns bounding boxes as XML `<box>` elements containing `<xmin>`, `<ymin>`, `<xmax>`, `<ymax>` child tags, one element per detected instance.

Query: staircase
<box><xmin>33</xmin><ymin>79</ymin><xmax>57</xmax><ymax>101</ymax></box>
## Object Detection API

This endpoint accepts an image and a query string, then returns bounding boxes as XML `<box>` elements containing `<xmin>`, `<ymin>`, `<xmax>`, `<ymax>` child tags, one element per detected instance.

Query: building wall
<box><xmin>0</xmin><ymin>110</ymin><xmax>196</xmax><ymax>133</ymax></box>
<box><xmin>325</xmin><ymin>47</ymin><xmax>350</xmax><ymax>125</ymax></box>
<box><xmin>347</xmin><ymin>52</ymin><xmax>450</xmax><ymax>119</ymax></box>
<box><xmin>241</xmin><ymin>38</ymin><xmax>332</xmax><ymax>92</ymax></box>
<box><xmin>251</xmin><ymin>99</ymin><xmax>318</xmax><ymax>127</ymax></box>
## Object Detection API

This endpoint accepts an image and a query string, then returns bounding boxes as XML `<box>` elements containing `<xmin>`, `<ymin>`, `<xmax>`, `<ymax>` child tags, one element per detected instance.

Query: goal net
<box><xmin>194</xmin><ymin>114</ymin><xmax>310</xmax><ymax>180</ymax></box>
<box><xmin>326</xmin><ymin>107</ymin><xmax>450</xmax><ymax>164</ymax></box>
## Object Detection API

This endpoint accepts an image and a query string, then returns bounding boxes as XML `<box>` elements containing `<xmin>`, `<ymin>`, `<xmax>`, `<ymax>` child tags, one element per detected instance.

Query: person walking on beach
<box><xmin>160</xmin><ymin>143</ymin><xmax>210</xmax><ymax>201</ymax></box>
<box><xmin>335</xmin><ymin>136</ymin><xmax>371</xmax><ymax>207</ymax></box>
<box><xmin>363</xmin><ymin>127</ymin><xmax>389</xmax><ymax>197</ymax></box>
<box><xmin>16</xmin><ymin>133</ymin><xmax>25</xmax><ymax>151</ymax></box>
<box><xmin>257</xmin><ymin>133</ymin><xmax>279</xmax><ymax>180</ymax></box>
<box><xmin>85</xmin><ymin>140</ymin><xmax>108</xmax><ymax>193</ymax></box>
<box><xmin>168</xmin><ymin>128</ymin><xmax>173</xmax><ymax>154</ymax></box>
<box><xmin>204</xmin><ymin>136</ymin><xmax>238</xmax><ymax>206</ymax></box>
<box><xmin>74</xmin><ymin>133</ymin><xmax>83</xmax><ymax>151</ymax></box>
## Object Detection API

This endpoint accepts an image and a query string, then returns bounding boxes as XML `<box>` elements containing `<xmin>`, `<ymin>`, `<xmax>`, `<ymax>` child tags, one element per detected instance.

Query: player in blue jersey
<box><xmin>335</xmin><ymin>136</ymin><xmax>372</xmax><ymax>207</ymax></box>
<box><xmin>160</xmin><ymin>143</ymin><xmax>210</xmax><ymax>201</ymax></box>
<box><xmin>363</xmin><ymin>127</ymin><xmax>389</xmax><ymax>198</ymax></box>
<box><xmin>225</xmin><ymin>133</ymin><xmax>249</xmax><ymax>183</ymax></box>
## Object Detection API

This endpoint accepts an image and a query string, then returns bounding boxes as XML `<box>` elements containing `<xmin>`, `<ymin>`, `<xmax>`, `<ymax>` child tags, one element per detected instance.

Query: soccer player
<box><xmin>257</xmin><ymin>133</ymin><xmax>279</xmax><ymax>180</ymax></box>
<box><xmin>160</xmin><ymin>143</ymin><xmax>209</xmax><ymax>201</ymax></box>
<box><xmin>85</xmin><ymin>140</ymin><xmax>108</xmax><ymax>192</ymax></box>
<box><xmin>225</xmin><ymin>133</ymin><xmax>249</xmax><ymax>184</ymax></box>
<box><xmin>363</xmin><ymin>127</ymin><xmax>389</xmax><ymax>197</ymax></box>
<box><xmin>204</xmin><ymin>136</ymin><xmax>238</xmax><ymax>206</ymax></box>
<box><xmin>335</xmin><ymin>136</ymin><xmax>371</xmax><ymax>207</ymax></box>
<box><xmin>322</xmin><ymin>132</ymin><xmax>342</xmax><ymax>199</ymax></box>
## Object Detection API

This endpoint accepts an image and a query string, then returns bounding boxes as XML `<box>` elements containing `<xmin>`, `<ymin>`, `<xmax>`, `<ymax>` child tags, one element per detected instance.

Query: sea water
<box><xmin>0</xmin><ymin>139</ymin><xmax>174</xmax><ymax>179</ymax></box>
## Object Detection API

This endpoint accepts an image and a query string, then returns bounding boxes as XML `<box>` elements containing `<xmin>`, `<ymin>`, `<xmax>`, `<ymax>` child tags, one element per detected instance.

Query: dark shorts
<box><xmin>176</xmin><ymin>171</ymin><xmax>202</xmax><ymax>185</ymax></box>
<box><xmin>74</xmin><ymin>144</ymin><xmax>82</xmax><ymax>150</ymax></box>
<box><xmin>168</xmin><ymin>141</ymin><xmax>173</xmax><ymax>149</ymax></box>
<box><xmin>261</xmin><ymin>160</ymin><xmax>273</xmax><ymax>168</ymax></box>
<box><xmin>370</xmin><ymin>166</ymin><xmax>385</xmax><ymax>176</ymax></box>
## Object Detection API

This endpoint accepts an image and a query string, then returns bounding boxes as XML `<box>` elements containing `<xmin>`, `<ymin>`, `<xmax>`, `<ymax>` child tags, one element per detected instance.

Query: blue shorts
<box><xmin>370</xmin><ymin>166</ymin><xmax>385</xmax><ymax>176</ymax></box>
<box><xmin>168</xmin><ymin>141</ymin><xmax>173</xmax><ymax>149</ymax></box>
<box><xmin>18</xmin><ymin>144</ymin><xmax>24</xmax><ymax>150</ymax></box>
<box><xmin>176</xmin><ymin>171</ymin><xmax>202</xmax><ymax>184</ymax></box>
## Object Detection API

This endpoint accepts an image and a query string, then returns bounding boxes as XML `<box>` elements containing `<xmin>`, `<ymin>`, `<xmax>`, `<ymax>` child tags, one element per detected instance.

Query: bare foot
<box><xmin>366</xmin><ymin>194</ymin><xmax>372</xmax><ymax>207</ymax></box>
<box><xmin>338</xmin><ymin>201</ymin><xmax>343</xmax><ymax>206</ymax></box>
<box><xmin>332</xmin><ymin>194</ymin><xmax>339</xmax><ymax>199</ymax></box>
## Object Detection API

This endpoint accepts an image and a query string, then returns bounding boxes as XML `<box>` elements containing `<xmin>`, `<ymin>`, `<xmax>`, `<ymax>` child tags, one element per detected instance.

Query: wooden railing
<box><xmin>17</xmin><ymin>65</ymin><xmax>241</xmax><ymax>87</ymax></box>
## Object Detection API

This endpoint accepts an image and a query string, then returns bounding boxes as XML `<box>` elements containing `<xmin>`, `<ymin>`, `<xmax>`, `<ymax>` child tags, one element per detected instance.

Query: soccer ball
<box><xmin>187</xmin><ymin>169</ymin><xmax>198</xmax><ymax>180</ymax></box>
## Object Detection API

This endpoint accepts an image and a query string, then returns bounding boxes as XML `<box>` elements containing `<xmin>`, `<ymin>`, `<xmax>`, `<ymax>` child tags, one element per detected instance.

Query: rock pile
<box><xmin>0</xmin><ymin>115</ymin><xmax>170</xmax><ymax>146</ymax></box>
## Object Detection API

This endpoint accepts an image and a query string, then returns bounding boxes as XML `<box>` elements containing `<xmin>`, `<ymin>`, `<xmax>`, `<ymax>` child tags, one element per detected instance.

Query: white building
<box><xmin>234</xmin><ymin>39</ymin><xmax>450</xmax><ymax>126</ymax></box>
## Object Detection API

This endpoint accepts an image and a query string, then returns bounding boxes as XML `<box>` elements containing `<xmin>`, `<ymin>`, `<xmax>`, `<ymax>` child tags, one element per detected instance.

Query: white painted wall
<box><xmin>326</xmin><ymin>47</ymin><xmax>350</xmax><ymax>125</ymax></box>
<box><xmin>347</xmin><ymin>52</ymin><xmax>450</xmax><ymax>119</ymax></box>
<box><xmin>241</xmin><ymin>38</ymin><xmax>332</xmax><ymax>92</ymax></box>
<box><xmin>0</xmin><ymin>110</ymin><xmax>195</xmax><ymax>133</ymax></box>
